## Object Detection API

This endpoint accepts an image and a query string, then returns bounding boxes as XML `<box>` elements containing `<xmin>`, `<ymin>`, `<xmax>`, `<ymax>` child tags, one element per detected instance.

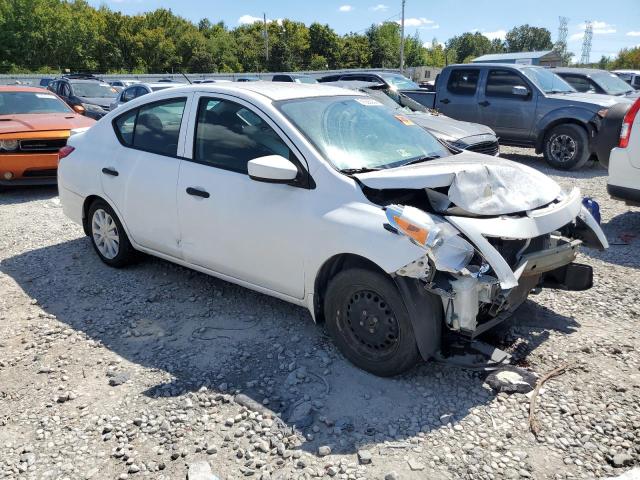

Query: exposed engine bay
<box><xmin>354</xmin><ymin>157</ymin><xmax>609</xmax><ymax>337</ymax></box>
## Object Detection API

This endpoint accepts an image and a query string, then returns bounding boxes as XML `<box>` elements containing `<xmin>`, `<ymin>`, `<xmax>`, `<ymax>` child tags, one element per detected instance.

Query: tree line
<box><xmin>0</xmin><ymin>0</ymin><xmax>638</xmax><ymax>74</ymax></box>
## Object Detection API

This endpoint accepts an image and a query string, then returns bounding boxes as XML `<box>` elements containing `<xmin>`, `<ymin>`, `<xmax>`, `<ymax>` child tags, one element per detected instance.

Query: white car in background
<box><xmin>109</xmin><ymin>82</ymin><xmax>182</xmax><ymax>111</ymax></box>
<box><xmin>608</xmin><ymin>97</ymin><xmax>640</xmax><ymax>205</ymax></box>
<box><xmin>57</xmin><ymin>83</ymin><xmax>607</xmax><ymax>376</ymax></box>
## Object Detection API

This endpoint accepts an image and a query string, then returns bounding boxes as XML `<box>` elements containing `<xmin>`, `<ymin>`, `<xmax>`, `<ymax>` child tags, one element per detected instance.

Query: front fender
<box><xmin>535</xmin><ymin>107</ymin><xmax>597</xmax><ymax>151</ymax></box>
<box><xmin>305</xmin><ymin>201</ymin><xmax>426</xmax><ymax>296</ymax></box>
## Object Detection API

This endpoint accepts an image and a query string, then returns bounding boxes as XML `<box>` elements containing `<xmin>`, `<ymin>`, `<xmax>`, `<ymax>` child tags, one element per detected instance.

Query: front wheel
<box><xmin>87</xmin><ymin>199</ymin><xmax>136</xmax><ymax>267</ymax></box>
<box><xmin>324</xmin><ymin>268</ymin><xmax>420</xmax><ymax>376</ymax></box>
<box><xmin>543</xmin><ymin>124</ymin><xmax>590</xmax><ymax>170</ymax></box>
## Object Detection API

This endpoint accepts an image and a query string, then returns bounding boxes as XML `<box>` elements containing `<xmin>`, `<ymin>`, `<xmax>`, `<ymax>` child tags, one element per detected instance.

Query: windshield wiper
<box><xmin>397</xmin><ymin>154</ymin><xmax>441</xmax><ymax>167</ymax></box>
<box><xmin>340</xmin><ymin>167</ymin><xmax>381</xmax><ymax>174</ymax></box>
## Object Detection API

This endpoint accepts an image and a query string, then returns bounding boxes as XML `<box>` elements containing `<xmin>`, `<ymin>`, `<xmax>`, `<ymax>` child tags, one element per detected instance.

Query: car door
<box><xmin>176</xmin><ymin>93</ymin><xmax>308</xmax><ymax>299</ymax></box>
<box><xmin>478</xmin><ymin>68</ymin><xmax>537</xmax><ymax>142</ymax></box>
<box><xmin>437</xmin><ymin>68</ymin><xmax>482</xmax><ymax>122</ymax></box>
<box><xmin>102</xmin><ymin>95</ymin><xmax>192</xmax><ymax>258</ymax></box>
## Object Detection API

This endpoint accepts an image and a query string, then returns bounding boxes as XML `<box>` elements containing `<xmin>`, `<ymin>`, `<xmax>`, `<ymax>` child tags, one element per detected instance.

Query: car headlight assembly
<box><xmin>0</xmin><ymin>139</ymin><xmax>19</xmax><ymax>151</ymax></box>
<box><xmin>385</xmin><ymin>204</ymin><xmax>475</xmax><ymax>273</ymax></box>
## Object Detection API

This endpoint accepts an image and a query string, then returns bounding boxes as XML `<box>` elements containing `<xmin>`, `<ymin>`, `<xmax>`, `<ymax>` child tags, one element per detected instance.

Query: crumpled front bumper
<box><xmin>445</xmin><ymin>188</ymin><xmax>608</xmax><ymax>289</ymax></box>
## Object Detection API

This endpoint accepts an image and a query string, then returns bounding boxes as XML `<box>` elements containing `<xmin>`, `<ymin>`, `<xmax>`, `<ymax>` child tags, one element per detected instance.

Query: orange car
<box><xmin>0</xmin><ymin>86</ymin><xmax>95</xmax><ymax>187</ymax></box>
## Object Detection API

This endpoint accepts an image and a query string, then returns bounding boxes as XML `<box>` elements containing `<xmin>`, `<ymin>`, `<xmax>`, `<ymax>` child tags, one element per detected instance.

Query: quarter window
<box><xmin>486</xmin><ymin>70</ymin><xmax>530</xmax><ymax>98</ymax></box>
<box><xmin>113</xmin><ymin>98</ymin><xmax>186</xmax><ymax>157</ymax></box>
<box><xmin>194</xmin><ymin>97</ymin><xmax>293</xmax><ymax>174</ymax></box>
<box><xmin>446</xmin><ymin>69</ymin><xmax>479</xmax><ymax>95</ymax></box>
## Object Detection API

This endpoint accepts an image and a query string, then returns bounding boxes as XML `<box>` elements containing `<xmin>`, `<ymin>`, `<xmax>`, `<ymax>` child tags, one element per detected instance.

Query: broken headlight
<box><xmin>385</xmin><ymin>204</ymin><xmax>475</xmax><ymax>273</ymax></box>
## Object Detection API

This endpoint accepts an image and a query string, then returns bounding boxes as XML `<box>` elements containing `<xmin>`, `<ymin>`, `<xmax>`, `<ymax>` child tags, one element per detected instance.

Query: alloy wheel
<box><xmin>550</xmin><ymin>134</ymin><xmax>577</xmax><ymax>163</ymax></box>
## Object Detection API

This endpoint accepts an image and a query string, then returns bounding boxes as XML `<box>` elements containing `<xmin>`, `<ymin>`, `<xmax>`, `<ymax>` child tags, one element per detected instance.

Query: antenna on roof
<box><xmin>180</xmin><ymin>71</ymin><xmax>192</xmax><ymax>84</ymax></box>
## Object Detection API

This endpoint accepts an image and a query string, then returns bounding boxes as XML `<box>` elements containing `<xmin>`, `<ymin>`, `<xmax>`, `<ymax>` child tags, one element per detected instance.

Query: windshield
<box><xmin>379</xmin><ymin>73</ymin><xmax>420</xmax><ymax>90</ymax></box>
<box><xmin>278</xmin><ymin>96</ymin><xmax>450</xmax><ymax>171</ymax></box>
<box><xmin>294</xmin><ymin>76</ymin><xmax>318</xmax><ymax>84</ymax></box>
<box><xmin>591</xmin><ymin>71</ymin><xmax>634</xmax><ymax>95</ymax></box>
<box><xmin>520</xmin><ymin>67</ymin><xmax>575</xmax><ymax>94</ymax></box>
<box><xmin>0</xmin><ymin>91</ymin><xmax>72</xmax><ymax>115</ymax></box>
<box><xmin>361</xmin><ymin>88</ymin><xmax>403</xmax><ymax>111</ymax></box>
<box><xmin>72</xmin><ymin>82</ymin><xmax>118</xmax><ymax>98</ymax></box>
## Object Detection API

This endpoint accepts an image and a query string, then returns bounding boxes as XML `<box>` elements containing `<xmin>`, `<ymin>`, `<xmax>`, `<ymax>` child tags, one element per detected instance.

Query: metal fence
<box><xmin>0</xmin><ymin>68</ymin><xmax>409</xmax><ymax>86</ymax></box>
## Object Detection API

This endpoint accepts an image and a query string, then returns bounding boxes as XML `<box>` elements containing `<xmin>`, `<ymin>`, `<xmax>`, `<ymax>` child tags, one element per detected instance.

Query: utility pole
<box><xmin>399</xmin><ymin>0</ymin><xmax>406</xmax><ymax>74</ymax></box>
<box><xmin>263</xmin><ymin>13</ymin><xmax>269</xmax><ymax>65</ymax></box>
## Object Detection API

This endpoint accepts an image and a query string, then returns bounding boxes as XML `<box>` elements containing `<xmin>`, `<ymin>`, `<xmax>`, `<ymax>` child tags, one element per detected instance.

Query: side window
<box><xmin>114</xmin><ymin>109</ymin><xmax>137</xmax><ymax>145</ymax></box>
<box><xmin>562</xmin><ymin>75</ymin><xmax>593</xmax><ymax>93</ymax></box>
<box><xmin>133</xmin><ymin>86</ymin><xmax>147</xmax><ymax>98</ymax></box>
<box><xmin>633</xmin><ymin>76</ymin><xmax>640</xmax><ymax>88</ymax></box>
<box><xmin>446</xmin><ymin>69</ymin><xmax>479</xmax><ymax>95</ymax></box>
<box><xmin>113</xmin><ymin>98</ymin><xmax>186</xmax><ymax>156</ymax></box>
<box><xmin>194</xmin><ymin>97</ymin><xmax>293</xmax><ymax>174</ymax></box>
<box><xmin>485</xmin><ymin>70</ymin><xmax>529</xmax><ymax>98</ymax></box>
<box><xmin>48</xmin><ymin>81</ymin><xmax>57</xmax><ymax>93</ymax></box>
<box><xmin>121</xmin><ymin>87</ymin><xmax>135</xmax><ymax>102</ymax></box>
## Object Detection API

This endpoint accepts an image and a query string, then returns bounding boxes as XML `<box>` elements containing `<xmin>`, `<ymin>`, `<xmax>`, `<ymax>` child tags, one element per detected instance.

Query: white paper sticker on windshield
<box><xmin>35</xmin><ymin>94</ymin><xmax>56</xmax><ymax>99</ymax></box>
<box><xmin>355</xmin><ymin>97</ymin><xmax>383</xmax><ymax>106</ymax></box>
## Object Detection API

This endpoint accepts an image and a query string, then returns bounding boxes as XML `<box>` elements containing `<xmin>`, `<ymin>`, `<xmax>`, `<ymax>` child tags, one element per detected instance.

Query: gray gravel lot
<box><xmin>1</xmin><ymin>146</ymin><xmax>639</xmax><ymax>480</ymax></box>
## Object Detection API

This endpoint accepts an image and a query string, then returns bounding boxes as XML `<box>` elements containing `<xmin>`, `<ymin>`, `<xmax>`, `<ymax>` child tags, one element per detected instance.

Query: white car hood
<box><xmin>354</xmin><ymin>152</ymin><xmax>563</xmax><ymax>215</ymax></box>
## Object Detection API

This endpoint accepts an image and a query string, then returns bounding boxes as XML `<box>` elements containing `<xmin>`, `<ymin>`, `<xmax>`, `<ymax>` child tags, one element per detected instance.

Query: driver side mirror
<box><xmin>512</xmin><ymin>85</ymin><xmax>530</xmax><ymax>97</ymax></box>
<box><xmin>248</xmin><ymin>155</ymin><xmax>299</xmax><ymax>184</ymax></box>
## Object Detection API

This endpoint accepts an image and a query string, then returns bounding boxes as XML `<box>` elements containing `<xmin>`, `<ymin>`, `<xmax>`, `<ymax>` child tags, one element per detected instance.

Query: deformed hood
<box><xmin>354</xmin><ymin>152</ymin><xmax>563</xmax><ymax>216</ymax></box>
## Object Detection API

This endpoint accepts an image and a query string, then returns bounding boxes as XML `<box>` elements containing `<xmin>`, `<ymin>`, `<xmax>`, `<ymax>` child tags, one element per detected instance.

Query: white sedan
<box><xmin>58</xmin><ymin>83</ymin><xmax>608</xmax><ymax>376</ymax></box>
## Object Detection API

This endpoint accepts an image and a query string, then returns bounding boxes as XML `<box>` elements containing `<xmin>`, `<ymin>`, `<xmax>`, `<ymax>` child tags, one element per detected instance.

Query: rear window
<box><xmin>113</xmin><ymin>98</ymin><xmax>187</xmax><ymax>157</ymax></box>
<box><xmin>447</xmin><ymin>69</ymin><xmax>479</xmax><ymax>95</ymax></box>
<box><xmin>0</xmin><ymin>92</ymin><xmax>71</xmax><ymax>115</ymax></box>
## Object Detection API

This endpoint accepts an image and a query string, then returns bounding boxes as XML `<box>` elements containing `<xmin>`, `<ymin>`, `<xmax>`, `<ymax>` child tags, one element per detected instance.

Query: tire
<box><xmin>324</xmin><ymin>268</ymin><xmax>420</xmax><ymax>376</ymax></box>
<box><xmin>87</xmin><ymin>199</ymin><xmax>136</xmax><ymax>267</ymax></box>
<box><xmin>543</xmin><ymin>124</ymin><xmax>590</xmax><ymax>170</ymax></box>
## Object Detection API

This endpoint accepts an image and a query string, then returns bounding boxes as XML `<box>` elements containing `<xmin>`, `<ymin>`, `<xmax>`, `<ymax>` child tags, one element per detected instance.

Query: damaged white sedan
<box><xmin>58</xmin><ymin>83</ymin><xmax>608</xmax><ymax>376</ymax></box>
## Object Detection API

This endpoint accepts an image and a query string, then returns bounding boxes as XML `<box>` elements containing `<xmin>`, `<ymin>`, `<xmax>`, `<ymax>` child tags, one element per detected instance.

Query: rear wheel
<box><xmin>87</xmin><ymin>199</ymin><xmax>136</xmax><ymax>267</ymax></box>
<box><xmin>543</xmin><ymin>124</ymin><xmax>590</xmax><ymax>170</ymax></box>
<box><xmin>324</xmin><ymin>268</ymin><xmax>420</xmax><ymax>376</ymax></box>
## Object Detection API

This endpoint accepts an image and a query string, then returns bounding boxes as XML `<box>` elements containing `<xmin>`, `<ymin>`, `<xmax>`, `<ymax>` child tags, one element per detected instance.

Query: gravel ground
<box><xmin>1</xmin><ymin>146</ymin><xmax>639</xmax><ymax>480</ymax></box>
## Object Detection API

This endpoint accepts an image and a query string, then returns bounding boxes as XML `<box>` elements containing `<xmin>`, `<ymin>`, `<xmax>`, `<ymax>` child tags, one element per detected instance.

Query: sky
<box><xmin>91</xmin><ymin>0</ymin><xmax>640</xmax><ymax>62</ymax></box>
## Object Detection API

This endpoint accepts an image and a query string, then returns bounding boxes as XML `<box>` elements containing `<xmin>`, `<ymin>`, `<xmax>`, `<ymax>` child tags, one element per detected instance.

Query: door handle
<box><xmin>440</xmin><ymin>98</ymin><xmax>450</xmax><ymax>104</ymax></box>
<box><xmin>186</xmin><ymin>187</ymin><xmax>210</xmax><ymax>198</ymax></box>
<box><xmin>478</xmin><ymin>100</ymin><xmax>490</xmax><ymax>107</ymax></box>
<box><xmin>101</xmin><ymin>167</ymin><xmax>119</xmax><ymax>176</ymax></box>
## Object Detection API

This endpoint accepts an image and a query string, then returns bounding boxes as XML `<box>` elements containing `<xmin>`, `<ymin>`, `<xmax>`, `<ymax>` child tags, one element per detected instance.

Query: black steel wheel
<box><xmin>324</xmin><ymin>268</ymin><xmax>420</xmax><ymax>376</ymax></box>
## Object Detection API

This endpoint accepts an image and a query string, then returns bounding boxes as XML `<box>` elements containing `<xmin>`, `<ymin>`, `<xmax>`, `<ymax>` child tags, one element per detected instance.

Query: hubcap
<box><xmin>92</xmin><ymin>209</ymin><xmax>120</xmax><ymax>259</ymax></box>
<box><xmin>343</xmin><ymin>290</ymin><xmax>400</xmax><ymax>360</ymax></box>
<box><xmin>550</xmin><ymin>134</ymin><xmax>577</xmax><ymax>163</ymax></box>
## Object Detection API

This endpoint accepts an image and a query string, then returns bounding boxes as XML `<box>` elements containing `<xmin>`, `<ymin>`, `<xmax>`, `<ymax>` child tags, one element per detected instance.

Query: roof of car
<box><xmin>172</xmin><ymin>81</ymin><xmax>360</xmax><ymax>101</ymax></box>
<box><xmin>553</xmin><ymin>67</ymin><xmax>609</xmax><ymax>75</ymax></box>
<box><xmin>447</xmin><ymin>62</ymin><xmax>541</xmax><ymax>69</ymax></box>
<box><xmin>612</xmin><ymin>69</ymin><xmax>640</xmax><ymax>74</ymax></box>
<box><xmin>0</xmin><ymin>86</ymin><xmax>53</xmax><ymax>93</ymax></box>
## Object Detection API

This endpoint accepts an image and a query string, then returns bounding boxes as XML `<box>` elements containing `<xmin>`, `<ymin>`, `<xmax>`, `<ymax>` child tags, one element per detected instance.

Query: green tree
<box><xmin>613</xmin><ymin>47</ymin><xmax>640</xmax><ymax>69</ymax></box>
<box><xmin>340</xmin><ymin>34</ymin><xmax>371</xmax><ymax>68</ymax></box>
<box><xmin>505</xmin><ymin>25</ymin><xmax>553</xmax><ymax>52</ymax></box>
<box><xmin>446</xmin><ymin>32</ymin><xmax>492</xmax><ymax>63</ymax></box>
<box><xmin>309</xmin><ymin>23</ymin><xmax>341</xmax><ymax>69</ymax></box>
<box><xmin>367</xmin><ymin>22</ymin><xmax>401</xmax><ymax>68</ymax></box>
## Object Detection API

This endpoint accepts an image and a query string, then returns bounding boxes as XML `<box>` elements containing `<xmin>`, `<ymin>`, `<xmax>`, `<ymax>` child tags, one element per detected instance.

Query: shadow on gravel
<box><xmin>582</xmin><ymin>210</ymin><xmax>640</xmax><ymax>268</ymax></box>
<box><xmin>0</xmin><ymin>237</ymin><xmax>577</xmax><ymax>455</ymax></box>
<box><xmin>0</xmin><ymin>185</ymin><xmax>58</xmax><ymax>205</ymax></box>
